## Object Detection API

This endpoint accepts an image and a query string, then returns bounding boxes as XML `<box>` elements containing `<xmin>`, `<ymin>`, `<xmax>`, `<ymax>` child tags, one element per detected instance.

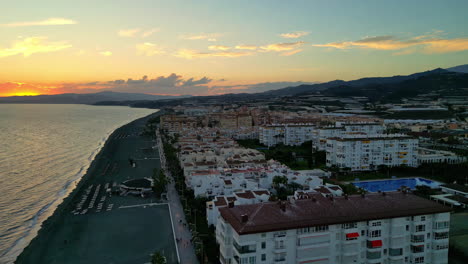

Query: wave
<box><xmin>0</xmin><ymin>127</ymin><xmax>116</xmax><ymax>264</ymax></box>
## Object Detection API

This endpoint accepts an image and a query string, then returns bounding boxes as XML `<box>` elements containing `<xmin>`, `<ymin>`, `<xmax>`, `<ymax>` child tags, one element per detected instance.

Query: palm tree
<box><xmin>151</xmin><ymin>251</ymin><xmax>167</xmax><ymax>264</ymax></box>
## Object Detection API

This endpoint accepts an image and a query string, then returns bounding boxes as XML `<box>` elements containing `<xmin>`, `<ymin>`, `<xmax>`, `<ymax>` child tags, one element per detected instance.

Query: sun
<box><xmin>4</xmin><ymin>92</ymin><xmax>41</xmax><ymax>97</ymax></box>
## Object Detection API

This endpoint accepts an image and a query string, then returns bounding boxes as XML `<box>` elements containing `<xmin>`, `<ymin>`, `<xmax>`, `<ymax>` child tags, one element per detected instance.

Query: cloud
<box><xmin>260</xmin><ymin>41</ymin><xmax>306</xmax><ymax>52</ymax></box>
<box><xmin>281</xmin><ymin>49</ymin><xmax>303</xmax><ymax>56</ymax></box>
<box><xmin>1</xmin><ymin>18</ymin><xmax>77</xmax><ymax>27</ymax></box>
<box><xmin>208</xmin><ymin>45</ymin><xmax>230</xmax><ymax>51</ymax></box>
<box><xmin>118</xmin><ymin>28</ymin><xmax>141</xmax><ymax>37</ymax></box>
<box><xmin>235</xmin><ymin>45</ymin><xmax>257</xmax><ymax>50</ymax></box>
<box><xmin>313</xmin><ymin>33</ymin><xmax>468</xmax><ymax>54</ymax></box>
<box><xmin>142</xmin><ymin>28</ymin><xmax>160</xmax><ymax>38</ymax></box>
<box><xmin>180</xmin><ymin>33</ymin><xmax>221</xmax><ymax>40</ymax></box>
<box><xmin>136</xmin><ymin>42</ymin><xmax>165</xmax><ymax>56</ymax></box>
<box><xmin>259</xmin><ymin>41</ymin><xmax>305</xmax><ymax>55</ymax></box>
<box><xmin>1</xmin><ymin>76</ymin><xmax>315</xmax><ymax>96</ymax></box>
<box><xmin>0</xmin><ymin>37</ymin><xmax>72</xmax><ymax>58</ymax></box>
<box><xmin>175</xmin><ymin>49</ymin><xmax>253</xmax><ymax>59</ymax></box>
<box><xmin>99</xmin><ymin>51</ymin><xmax>112</xmax><ymax>56</ymax></box>
<box><xmin>280</xmin><ymin>31</ymin><xmax>309</xmax><ymax>39</ymax></box>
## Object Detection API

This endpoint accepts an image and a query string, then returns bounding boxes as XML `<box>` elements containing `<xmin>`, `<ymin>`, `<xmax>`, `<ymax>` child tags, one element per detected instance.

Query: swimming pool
<box><xmin>352</xmin><ymin>178</ymin><xmax>440</xmax><ymax>192</ymax></box>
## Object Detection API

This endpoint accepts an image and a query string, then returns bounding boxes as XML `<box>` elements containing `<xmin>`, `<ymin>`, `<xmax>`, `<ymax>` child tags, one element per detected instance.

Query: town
<box><xmin>152</xmin><ymin>100</ymin><xmax>468</xmax><ymax>264</ymax></box>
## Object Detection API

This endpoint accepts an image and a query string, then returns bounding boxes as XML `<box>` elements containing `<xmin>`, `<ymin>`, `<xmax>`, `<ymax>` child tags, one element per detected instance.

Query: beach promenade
<box><xmin>15</xmin><ymin>113</ymin><xmax>179</xmax><ymax>264</ymax></box>
<box><xmin>157</xmin><ymin>131</ymin><xmax>199</xmax><ymax>264</ymax></box>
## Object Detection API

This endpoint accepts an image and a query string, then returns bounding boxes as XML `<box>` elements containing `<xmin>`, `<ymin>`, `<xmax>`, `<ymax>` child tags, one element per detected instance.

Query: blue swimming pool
<box><xmin>352</xmin><ymin>178</ymin><xmax>440</xmax><ymax>192</ymax></box>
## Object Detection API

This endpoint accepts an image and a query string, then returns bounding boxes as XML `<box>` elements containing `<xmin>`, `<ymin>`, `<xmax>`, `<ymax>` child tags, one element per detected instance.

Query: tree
<box><xmin>272</xmin><ymin>176</ymin><xmax>288</xmax><ymax>188</ymax></box>
<box><xmin>151</xmin><ymin>251</ymin><xmax>166</xmax><ymax>264</ymax></box>
<box><xmin>152</xmin><ymin>169</ymin><xmax>168</xmax><ymax>198</ymax></box>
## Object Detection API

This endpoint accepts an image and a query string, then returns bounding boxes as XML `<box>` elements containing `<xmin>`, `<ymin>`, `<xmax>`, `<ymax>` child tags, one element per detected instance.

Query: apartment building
<box><xmin>326</xmin><ymin>134</ymin><xmax>419</xmax><ymax>171</ymax></box>
<box><xmin>259</xmin><ymin>124</ymin><xmax>315</xmax><ymax>147</ymax></box>
<box><xmin>313</xmin><ymin>122</ymin><xmax>385</xmax><ymax>151</ymax></box>
<box><xmin>217</xmin><ymin>192</ymin><xmax>451</xmax><ymax>264</ymax></box>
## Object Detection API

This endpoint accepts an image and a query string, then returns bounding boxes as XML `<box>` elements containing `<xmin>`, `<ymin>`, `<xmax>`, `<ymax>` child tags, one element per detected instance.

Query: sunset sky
<box><xmin>1</xmin><ymin>0</ymin><xmax>468</xmax><ymax>96</ymax></box>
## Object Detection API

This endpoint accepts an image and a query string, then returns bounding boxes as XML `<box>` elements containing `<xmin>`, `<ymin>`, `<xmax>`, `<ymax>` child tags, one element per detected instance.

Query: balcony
<box><xmin>233</xmin><ymin>241</ymin><xmax>256</xmax><ymax>254</ymax></box>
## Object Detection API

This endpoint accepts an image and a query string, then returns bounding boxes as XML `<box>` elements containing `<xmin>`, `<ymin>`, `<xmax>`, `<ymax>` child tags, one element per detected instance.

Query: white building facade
<box><xmin>326</xmin><ymin>134</ymin><xmax>419</xmax><ymax>171</ymax></box>
<box><xmin>217</xmin><ymin>192</ymin><xmax>451</xmax><ymax>264</ymax></box>
<box><xmin>259</xmin><ymin>124</ymin><xmax>315</xmax><ymax>147</ymax></box>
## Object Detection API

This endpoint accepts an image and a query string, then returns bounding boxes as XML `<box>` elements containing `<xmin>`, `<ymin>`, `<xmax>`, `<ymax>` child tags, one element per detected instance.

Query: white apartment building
<box><xmin>259</xmin><ymin>124</ymin><xmax>315</xmax><ymax>147</ymax></box>
<box><xmin>313</xmin><ymin>122</ymin><xmax>385</xmax><ymax>151</ymax></box>
<box><xmin>417</xmin><ymin>147</ymin><xmax>467</xmax><ymax>165</ymax></box>
<box><xmin>206</xmin><ymin>190</ymin><xmax>271</xmax><ymax>227</ymax></box>
<box><xmin>326</xmin><ymin>134</ymin><xmax>419</xmax><ymax>171</ymax></box>
<box><xmin>217</xmin><ymin>192</ymin><xmax>451</xmax><ymax>264</ymax></box>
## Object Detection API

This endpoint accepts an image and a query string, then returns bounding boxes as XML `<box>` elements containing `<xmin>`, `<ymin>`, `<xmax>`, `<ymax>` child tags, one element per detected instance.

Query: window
<box><xmin>261</xmin><ymin>233</ymin><xmax>266</xmax><ymax>238</ymax></box>
<box><xmin>434</xmin><ymin>221</ymin><xmax>450</xmax><ymax>230</ymax></box>
<box><xmin>261</xmin><ymin>254</ymin><xmax>266</xmax><ymax>261</ymax></box>
<box><xmin>249</xmin><ymin>256</ymin><xmax>256</xmax><ymax>264</ymax></box>
<box><xmin>369</xmin><ymin>230</ymin><xmax>381</xmax><ymax>238</ymax></box>
<box><xmin>411</xmin><ymin>245</ymin><xmax>425</xmax><ymax>253</ymax></box>
<box><xmin>406</xmin><ymin>225</ymin><xmax>409</xmax><ymax>231</ymax></box>
<box><xmin>414</xmin><ymin>256</ymin><xmax>424</xmax><ymax>264</ymax></box>
<box><xmin>415</xmin><ymin>224</ymin><xmax>425</xmax><ymax>232</ymax></box>
<box><xmin>343</xmin><ymin>222</ymin><xmax>357</xmax><ymax>229</ymax></box>
<box><xmin>411</xmin><ymin>235</ymin><xmax>425</xmax><ymax>243</ymax></box>
<box><xmin>315</xmin><ymin>225</ymin><xmax>329</xmax><ymax>232</ymax></box>
<box><xmin>420</xmin><ymin>216</ymin><xmax>425</xmax><ymax>221</ymax></box>
<box><xmin>389</xmin><ymin>248</ymin><xmax>403</xmax><ymax>256</ymax></box>
<box><xmin>371</xmin><ymin>221</ymin><xmax>382</xmax><ymax>227</ymax></box>
<box><xmin>434</xmin><ymin>232</ymin><xmax>449</xmax><ymax>240</ymax></box>
<box><xmin>261</xmin><ymin>242</ymin><xmax>266</xmax><ymax>249</ymax></box>
<box><xmin>435</xmin><ymin>244</ymin><xmax>449</xmax><ymax>250</ymax></box>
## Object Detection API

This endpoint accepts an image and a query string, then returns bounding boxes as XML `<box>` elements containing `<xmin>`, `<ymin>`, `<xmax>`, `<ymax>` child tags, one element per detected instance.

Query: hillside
<box><xmin>0</xmin><ymin>91</ymin><xmax>190</xmax><ymax>104</ymax></box>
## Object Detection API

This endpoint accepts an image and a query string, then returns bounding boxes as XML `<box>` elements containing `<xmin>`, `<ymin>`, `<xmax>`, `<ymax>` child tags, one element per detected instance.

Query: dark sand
<box><xmin>15</xmin><ymin>112</ymin><xmax>178</xmax><ymax>264</ymax></box>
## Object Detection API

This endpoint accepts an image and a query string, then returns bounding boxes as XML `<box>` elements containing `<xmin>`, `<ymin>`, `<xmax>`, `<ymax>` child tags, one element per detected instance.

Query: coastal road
<box><xmin>157</xmin><ymin>132</ymin><xmax>199</xmax><ymax>264</ymax></box>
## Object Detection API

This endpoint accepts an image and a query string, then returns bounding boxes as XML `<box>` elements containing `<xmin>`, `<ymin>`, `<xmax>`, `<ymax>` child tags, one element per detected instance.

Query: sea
<box><xmin>0</xmin><ymin>104</ymin><xmax>155</xmax><ymax>263</ymax></box>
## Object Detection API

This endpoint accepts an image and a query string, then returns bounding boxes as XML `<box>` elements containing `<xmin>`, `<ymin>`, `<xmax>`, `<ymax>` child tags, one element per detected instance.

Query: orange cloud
<box><xmin>313</xmin><ymin>34</ymin><xmax>468</xmax><ymax>54</ymax></box>
<box><xmin>0</xmin><ymin>37</ymin><xmax>72</xmax><ymax>58</ymax></box>
<box><xmin>175</xmin><ymin>49</ymin><xmax>253</xmax><ymax>59</ymax></box>
<box><xmin>208</xmin><ymin>45</ymin><xmax>231</xmax><ymax>51</ymax></box>
<box><xmin>235</xmin><ymin>45</ymin><xmax>257</xmax><ymax>50</ymax></box>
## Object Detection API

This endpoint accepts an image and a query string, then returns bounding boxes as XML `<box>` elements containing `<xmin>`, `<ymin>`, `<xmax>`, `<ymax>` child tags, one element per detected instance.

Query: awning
<box><xmin>370</xmin><ymin>240</ymin><xmax>383</xmax><ymax>247</ymax></box>
<box><xmin>346</xmin><ymin>232</ymin><xmax>360</xmax><ymax>238</ymax></box>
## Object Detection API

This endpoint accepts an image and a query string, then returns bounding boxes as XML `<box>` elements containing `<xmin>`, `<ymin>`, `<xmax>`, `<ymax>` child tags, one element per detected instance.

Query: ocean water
<box><xmin>352</xmin><ymin>177</ymin><xmax>440</xmax><ymax>192</ymax></box>
<box><xmin>0</xmin><ymin>104</ymin><xmax>155</xmax><ymax>263</ymax></box>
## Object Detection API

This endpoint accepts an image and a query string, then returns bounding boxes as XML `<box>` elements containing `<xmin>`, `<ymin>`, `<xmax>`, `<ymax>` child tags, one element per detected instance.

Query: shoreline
<box><xmin>13</xmin><ymin>111</ymin><xmax>161</xmax><ymax>264</ymax></box>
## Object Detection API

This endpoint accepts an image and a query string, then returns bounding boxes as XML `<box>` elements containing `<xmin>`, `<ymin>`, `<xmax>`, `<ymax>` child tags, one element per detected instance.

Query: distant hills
<box><xmin>2</xmin><ymin>64</ymin><xmax>467</xmax><ymax>107</ymax></box>
<box><xmin>0</xmin><ymin>91</ymin><xmax>190</xmax><ymax>104</ymax></box>
<box><xmin>446</xmin><ymin>64</ymin><xmax>468</xmax><ymax>73</ymax></box>
<box><xmin>260</xmin><ymin>68</ymin><xmax>451</xmax><ymax>97</ymax></box>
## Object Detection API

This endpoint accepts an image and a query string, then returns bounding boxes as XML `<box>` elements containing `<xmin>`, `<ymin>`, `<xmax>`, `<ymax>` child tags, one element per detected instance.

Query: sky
<box><xmin>1</xmin><ymin>0</ymin><xmax>468</xmax><ymax>96</ymax></box>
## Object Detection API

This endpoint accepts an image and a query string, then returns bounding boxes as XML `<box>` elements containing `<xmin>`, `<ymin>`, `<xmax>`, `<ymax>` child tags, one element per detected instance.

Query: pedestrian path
<box><xmin>157</xmin><ymin>131</ymin><xmax>199</xmax><ymax>264</ymax></box>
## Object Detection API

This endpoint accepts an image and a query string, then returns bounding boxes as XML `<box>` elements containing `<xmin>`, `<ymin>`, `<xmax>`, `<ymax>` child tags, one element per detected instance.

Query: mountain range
<box><xmin>1</xmin><ymin>64</ymin><xmax>467</xmax><ymax>106</ymax></box>
<box><xmin>0</xmin><ymin>91</ymin><xmax>190</xmax><ymax>104</ymax></box>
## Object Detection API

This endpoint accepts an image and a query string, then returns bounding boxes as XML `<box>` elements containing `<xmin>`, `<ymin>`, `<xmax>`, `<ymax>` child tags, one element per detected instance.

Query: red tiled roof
<box><xmin>214</xmin><ymin>197</ymin><xmax>227</xmax><ymax>207</ymax></box>
<box><xmin>253</xmin><ymin>190</ymin><xmax>269</xmax><ymax>196</ymax></box>
<box><xmin>236</xmin><ymin>191</ymin><xmax>255</xmax><ymax>199</ymax></box>
<box><xmin>219</xmin><ymin>192</ymin><xmax>451</xmax><ymax>235</ymax></box>
<box><xmin>314</xmin><ymin>186</ymin><xmax>331</xmax><ymax>194</ymax></box>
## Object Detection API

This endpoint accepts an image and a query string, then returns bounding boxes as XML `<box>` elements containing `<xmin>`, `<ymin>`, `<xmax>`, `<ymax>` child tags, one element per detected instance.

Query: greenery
<box><xmin>161</xmin><ymin>132</ymin><xmax>219</xmax><ymax>263</ymax></box>
<box><xmin>236</xmin><ymin>139</ymin><xmax>326</xmax><ymax>170</ymax></box>
<box><xmin>151</xmin><ymin>251</ymin><xmax>167</xmax><ymax>264</ymax></box>
<box><xmin>152</xmin><ymin>168</ymin><xmax>168</xmax><ymax>198</ymax></box>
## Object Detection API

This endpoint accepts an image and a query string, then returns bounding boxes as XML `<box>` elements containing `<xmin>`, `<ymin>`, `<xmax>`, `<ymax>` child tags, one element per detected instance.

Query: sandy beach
<box><xmin>14</xmin><ymin>111</ymin><xmax>178</xmax><ymax>264</ymax></box>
